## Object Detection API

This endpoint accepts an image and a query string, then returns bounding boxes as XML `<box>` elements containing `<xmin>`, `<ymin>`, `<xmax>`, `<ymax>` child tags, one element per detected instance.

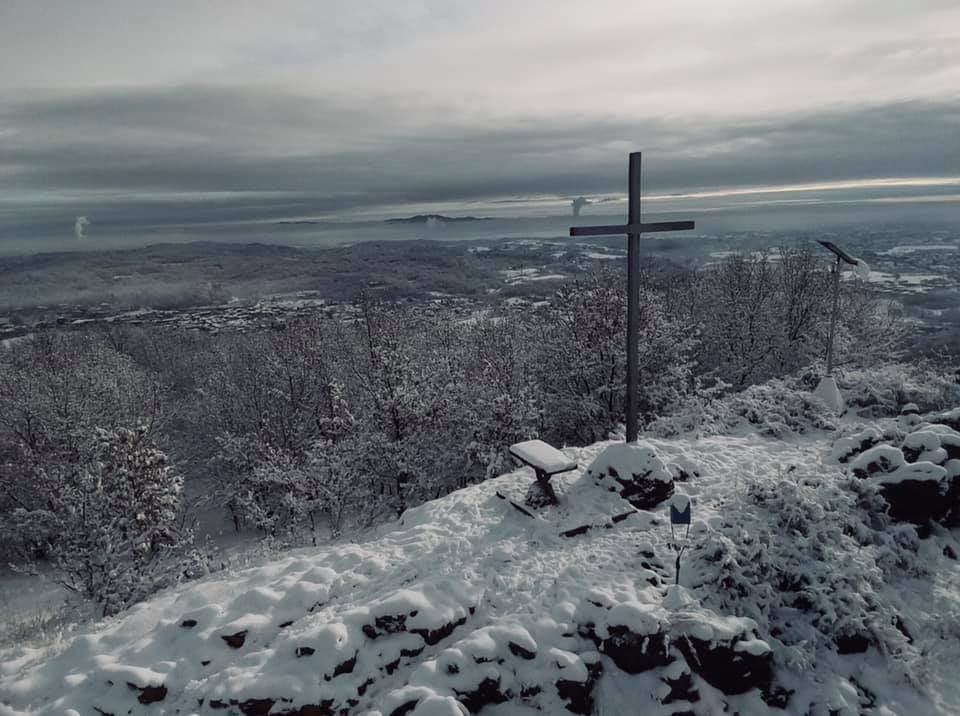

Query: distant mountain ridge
<box><xmin>384</xmin><ymin>214</ymin><xmax>490</xmax><ymax>224</ymax></box>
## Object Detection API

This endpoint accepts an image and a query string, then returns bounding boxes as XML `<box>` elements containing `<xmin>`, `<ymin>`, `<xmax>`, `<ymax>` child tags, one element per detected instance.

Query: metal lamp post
<box><xmin>817</xmin><ymin>240</ymin><xmax>860</xmax><ymax>375</ymax></box>
<box><xmin>814</xmin><ymin>240</ymin><xmax>860</xmax><ymax>413</ymax></box>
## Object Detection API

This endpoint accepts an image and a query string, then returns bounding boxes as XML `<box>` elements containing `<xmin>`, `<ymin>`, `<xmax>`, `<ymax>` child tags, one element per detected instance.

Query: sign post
<box><xmin>570</xmin><ymin>152</ymin><xmax>696</xmax><ymax>443</ymax></box>
<box><xmin>669</xmin><ymin>494</ymin><xmax>691</xmax><ymax>586</ymax></box>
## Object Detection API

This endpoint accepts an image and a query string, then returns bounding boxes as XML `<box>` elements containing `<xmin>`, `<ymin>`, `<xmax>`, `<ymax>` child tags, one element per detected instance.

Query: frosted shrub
<box><xmin>0</xmin><ymin>332</ymin><xmax>163</xmax><ymax>559</ymax></box>
<box><xmin>51</xmin><ymin>426</ymin><xmax>196</xmax><ymax>616</ymax></box>
<box><xmin>842</xmin><ymin>361</ymin><xmax>960</xmax><ymax>417</ymax></box>
<box><xmin>694</xmin><ymin>470</ymin><xmax>922</xmax><ymax>676</ymax></box>
<box><xmin>649</xmin><ymin>377</ymin><xmax>837</xmax><ymax>439</ymax></box>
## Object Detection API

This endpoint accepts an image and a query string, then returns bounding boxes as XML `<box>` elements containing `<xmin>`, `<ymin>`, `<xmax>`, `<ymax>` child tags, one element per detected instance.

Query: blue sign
<box><xmin>670</xmin><ymin>501</ymin><xmax>691</xmax><ymax>525</ymax></box>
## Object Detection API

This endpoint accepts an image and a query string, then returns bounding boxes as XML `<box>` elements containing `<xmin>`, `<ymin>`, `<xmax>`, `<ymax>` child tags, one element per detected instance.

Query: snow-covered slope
<box><xmin>2</xmin><ymin>429</ymin><xmax>959</xmax><ymax>715</ymax></box>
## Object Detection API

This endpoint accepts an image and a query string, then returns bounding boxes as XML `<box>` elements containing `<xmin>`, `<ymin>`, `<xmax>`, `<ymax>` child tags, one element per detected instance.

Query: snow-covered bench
<box><xmin>508</xmin><ymin>439</ymin><xmax>578</xmax><ymax>505</ymax></box>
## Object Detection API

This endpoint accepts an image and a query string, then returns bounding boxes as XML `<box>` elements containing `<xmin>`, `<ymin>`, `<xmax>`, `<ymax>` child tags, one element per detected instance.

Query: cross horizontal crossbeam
<box><xmin>569</xmin><ymin>220</ymin><xmax>695</xmax><ymax>237</ymax></box>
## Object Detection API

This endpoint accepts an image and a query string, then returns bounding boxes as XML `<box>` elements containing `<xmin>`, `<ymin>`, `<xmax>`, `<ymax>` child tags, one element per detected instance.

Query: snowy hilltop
<box><xmin>2</xmin><ymin>404</ymin><xmax>959</xmax><ymax>715</ymax></box>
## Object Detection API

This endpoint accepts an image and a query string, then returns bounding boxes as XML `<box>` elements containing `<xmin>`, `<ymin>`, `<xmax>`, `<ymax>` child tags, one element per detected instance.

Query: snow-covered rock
<box><xmin>849</xmin><ymin>444</ymin><xmax>907</xmax><ymax>478</ymax></box>
<box><xmin>830</xmin><ymin>426</ymin><xmax>883</xmax><ymax>464</ymax></box>
<box><xmin>585</xmin><ymin>441</ymin><xmax>674</xmax><ymax>509</ymax></box>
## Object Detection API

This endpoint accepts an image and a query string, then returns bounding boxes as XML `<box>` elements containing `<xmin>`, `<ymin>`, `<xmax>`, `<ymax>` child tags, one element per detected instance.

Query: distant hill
<box><xmin>384</xmin><ymin>214</ymin><xmax>490</xmax><ymax>224</ymax></box>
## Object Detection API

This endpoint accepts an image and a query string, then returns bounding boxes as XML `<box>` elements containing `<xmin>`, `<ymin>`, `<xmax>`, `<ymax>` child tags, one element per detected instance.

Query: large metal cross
<box><xmin>569</xmin><ymin>151</ymin><xmax>696</xmax><ymax>443</ymax></box>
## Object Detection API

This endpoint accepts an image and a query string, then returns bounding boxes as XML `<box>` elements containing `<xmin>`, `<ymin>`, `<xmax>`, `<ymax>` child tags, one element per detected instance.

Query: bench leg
<box><xmin>535</xmin><ymin>469</ymin><xmax>559</xmax><ymax>505</ymax></box>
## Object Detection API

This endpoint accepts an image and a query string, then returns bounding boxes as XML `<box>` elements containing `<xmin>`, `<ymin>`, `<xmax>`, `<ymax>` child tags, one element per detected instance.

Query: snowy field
<box><xmin>1</xmin><ymin>422</ymin><xmax>959</xmax><ymax>715</ymax></box>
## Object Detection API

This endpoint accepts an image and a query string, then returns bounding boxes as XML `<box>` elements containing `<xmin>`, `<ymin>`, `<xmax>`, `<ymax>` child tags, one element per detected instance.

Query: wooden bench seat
<box><xmin>508</xmin><ymin>439</ymin><xmax>578</xmax><ymax>505</ymax></box>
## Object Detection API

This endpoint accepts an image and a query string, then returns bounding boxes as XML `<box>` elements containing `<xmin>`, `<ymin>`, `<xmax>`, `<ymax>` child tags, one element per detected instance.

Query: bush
<box><xmin>649</xmin><ymin>376</ymin><xmax>837</xmax><ymax>439</ymax></box>
<box><xmin>693</xmin><ymin>468</ymin><xmax>923</xmax><ymax>681</ymax></box>
<box><xmin>842</xmin><ymin>361</ymin><xmax>960</xmax><ymax>417</ymax></box>
<box><xmin>47</xmin><ymin>426</ymin><xmax>198</xmax><ymax>616</ymax></box>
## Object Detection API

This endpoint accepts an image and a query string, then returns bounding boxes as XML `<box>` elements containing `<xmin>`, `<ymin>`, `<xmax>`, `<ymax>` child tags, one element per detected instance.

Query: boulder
<box><xmin>830</xmin><ymin>427</ymin><xmax>882</xmax><ymax>464</ymax></box>
<box><xmin>669</xmin><ymin>614</ymin><xmax>773</xmax><ymax>697</ymax></box>
<box><xmin>582</xmin><ymin>601</ymin><xmax>673</xmax><ymax>674</ymax></box>
<box><xmin>849</xmin><ymin>445</ymin><xmax>906</xmax><ymax>478</ymax></box>
<box><xmin>931</xmin><ymin>407</ymin><xmax>960</xmax><ymax>432</ymax></box>
<box><xmin>586</xmin><ymin>442</ymin><xmax>674</xmax><ymax>509</ymax></box>
<box><xmin>673</xmin><ymin>635</ymin><xmax>772</xmax><ymax>696</ymax></box>
<box><xmin>555</xmin><ymin>653</ymin><xmax>603</xmax><ymax>715</ymax></box>
<box><xmin>874</xmin><ymin>473</ymin><xmax>949</xmax><ymax>527</ymax></box>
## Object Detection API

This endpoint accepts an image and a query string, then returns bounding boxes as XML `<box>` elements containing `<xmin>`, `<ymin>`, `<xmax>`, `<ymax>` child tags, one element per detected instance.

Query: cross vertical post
<box><xmin>570</xmin><ymin>151</ymin><xmax>696</xmax><ymax>444</ymax></box>
<box><xmin>626</xmin><ymin>152</ymin><xmax>642</xmax><ymax>442</ymax></box>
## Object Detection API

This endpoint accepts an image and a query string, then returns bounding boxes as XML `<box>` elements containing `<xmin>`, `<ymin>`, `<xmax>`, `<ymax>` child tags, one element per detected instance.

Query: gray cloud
<box><xmin>2</xmin><ymin>88</ymin><xmax>957</xmax><ymax>211</ymax></box>
<box><xmin>1</xmin><ymin>0</ymin><xmax>959</xmax><ymax>247</ymax></box>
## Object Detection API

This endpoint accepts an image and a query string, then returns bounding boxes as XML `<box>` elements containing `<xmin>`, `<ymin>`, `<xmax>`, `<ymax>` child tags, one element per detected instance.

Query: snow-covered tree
<box><xmin>0</xmin><ymin>332</ymin><xmax>163</xmax><ymax>559</ymax></box>
<box><xmin>531</xmin><ymin>266</ymin><xmax>697</xmax><ymax>443</ymax></box>
<box><xmin>51</xmin><ymin>426</ymin><xmax>192</xmax><ymax>616</ymax></box>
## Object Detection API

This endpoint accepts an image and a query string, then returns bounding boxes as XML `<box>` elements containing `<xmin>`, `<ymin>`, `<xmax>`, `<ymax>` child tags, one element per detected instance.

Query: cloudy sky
<box><xmin>1</xmin><ymin>0</ymin><xmax>959</xmax><ymax>244</ymax></box>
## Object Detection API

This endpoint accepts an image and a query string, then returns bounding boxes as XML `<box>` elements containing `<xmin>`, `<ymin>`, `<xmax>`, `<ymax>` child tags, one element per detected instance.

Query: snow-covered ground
<box><xmin>878</xmin><ymin>245</ymin><xmax>958</xmax><ymax>256</ymax></box>
<box><xmin>1</xmin><ymin>426</ymin><xmax>958</xmax><ymax>715</ymax></box>
<box><xmin>844</xmin><ymin>269</ymin><xmax>950</xmax><ymax>294</ymax></box>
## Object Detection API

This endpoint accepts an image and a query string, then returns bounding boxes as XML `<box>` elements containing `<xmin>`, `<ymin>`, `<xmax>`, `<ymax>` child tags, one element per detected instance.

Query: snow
<box><xmin>734</xmin><ymin>639</ymin><xmax>773</xmax><ymax>657</ymax></box>
<box><xmin>871</xmin><ymin>460</ymin><xmax>948</xmax><ymax>485</ymax></box>
<box><xmin>582</xmin><ymin>252</ymin><xmax>621</xmax><ymax>260</ymax></box>
<box><xmin>849</xmin><ymin>444</ymin><xmax>907</xmax><ymax>473</ymax></box>
<box><xmin>668</xmin><ymin>494</ymin><xmax>690</xmax><ymax>513</ymax></box>
<box><xmin>813</xmin><ymin>375</ymin><xmax>845</xmax><ymax>414</ymax></box>
<box><xmin>2</xmin><ymin>427</ymin><xmax>959</xmax><ymax>714</ymax></box>
<box><xmin>830</xmin><ymin>426</ymin><xmax>882</xmax><ymax>462</ymax></box>
<box><xmin>852</xmin><ymin>270</ymin><xmax>945</xmax><ymax>293</ymax></box>
<box><xmin>879</xmin><ymin>245</ymin><xmax>958</xmax><ymax>256</ymax></box>
<box><xmin>852</xmin><ymin>257</ymin><xmax>871</xmax><ymax>280</ymax></box>
<box><xmin>607</xmin><ymin>601</ymin><xmax>663</xmax><ymax>636</ymax></box>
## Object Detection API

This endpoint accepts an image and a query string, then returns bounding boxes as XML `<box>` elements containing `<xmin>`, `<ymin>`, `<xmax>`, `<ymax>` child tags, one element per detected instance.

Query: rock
<box><xmin>931</xmin><ymin>407</ymin><xmax>960</xmax><ymax>432</ymax></box>
<box><xmin>221</xmin><ymin>630</ymin><xmax>248</xmax><ymax>649</ymax></box>
<box><xmin>902</xmin><ymin>427</ymin><xmax>960</xmax><ymax>464</ymax></box>
<box><xmin>237</xmin><ymin>698</ymin><xmax>275</xmax><ymax>715</ymax></box>
<box><xmin>674</xmin><ymin>635</ymin><xmax>773</xmax><ymax>696</ymax></box>
<box><xmin>412</xmin><ymin>615</ymin><xmax>469</xmax><ymax>646</ymax></box>
<box><xmin>835</xmin><ymin>632</ymin><xmax>871</xmax><ymax>654</ymax></box>
<box><xmin>661</xmin><ymin>670</ymin><xmax>699</xmax><ymax>705</ymax></box>
<box><xmin>830</xmin><ymin>427</ymin><xmax>882</xmax><ymax>464</ymax></box>
<box><xmin>332</xmin><ymin>653</ymin><xmax>357</xmax><ymax>678</ymax></box>
<box><xmin>762</xmin><ymin>685</ymin><xmax>794</xmax><ymax>709</ymax></box>
<box><xmin>508</xmin><ymin>641</ymin><xmax>536</xmax><ymax>660</ymax></box>
<box><xmin>667</xmin><ymin>459</ymin><xmax>701</xmax><ymax>482</ymax></box>
<box><xmin>849</xmin><ymin>445</ymin><xmax>905</xmax><ymax>479</ymax></box>
<box><xmin>125</xmin><ymin>682</ymin><xmax>167</xmax><ymax>705</ymax></box>
<box><xmin>555</xmin><ymin>655</ymin><xmax>603</xmax><ymax>715</ymax></box>
<box><xmin>586</xmin><ymin>442</ymin><xmax>674</xmax><ymax>510</ymax></box>
<box><xmin>600</xmin><ymin>624</ymin><xmax>672</xmax><ymax>673</ymax></box>
<box><xmin>453</xmin><ymin>676</ymin><xmax>508</xmax><ymax>713</ymax></box>
<box><xmin>363</xmin><ymin>614</ymin><xmax>409</xmax><ymax>640</ymax></box>
<box><xmin>876</xmin><ymin>477</ymin><xmax>950</xmax><ymax>527</ymax></box>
